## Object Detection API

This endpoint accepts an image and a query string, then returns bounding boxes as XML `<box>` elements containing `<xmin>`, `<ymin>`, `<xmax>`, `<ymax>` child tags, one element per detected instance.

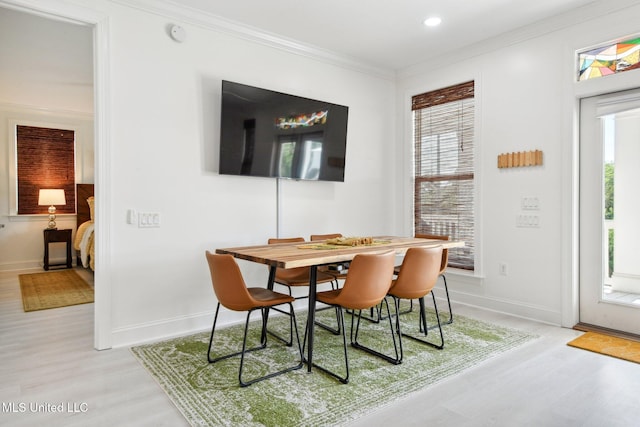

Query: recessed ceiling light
<box><xmin>423</xmin><ymin>16</ymin><xmax>442</xmax><ymax>27</ymax></box>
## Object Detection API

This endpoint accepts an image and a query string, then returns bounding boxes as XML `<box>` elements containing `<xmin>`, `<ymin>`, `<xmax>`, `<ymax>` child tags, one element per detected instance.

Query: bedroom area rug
<box><xmin>568</xmin><ymin>331</ymin><xmax>640</xmax><ymax>364</ymax></box>
<box><xmin>19</xmin><ymin>270</ymin><xmax>94</xmax><ymax>312</ymax></box>
<box><xmin>131</xmin><ymin>306</ymin><xmax>537</xmax><ymax>427</ymax></box>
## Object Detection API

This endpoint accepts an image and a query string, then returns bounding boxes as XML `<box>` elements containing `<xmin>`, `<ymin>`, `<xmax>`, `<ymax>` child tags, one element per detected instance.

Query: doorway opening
<box><xmin>578</xmin><ymin>88</ymin><xmax>640</xmax><ymax>336</ymax></box>
<box><xmin>0</xmin><ymin>1</ymin><xmax>109</xmax><ymax>349</ymax></box>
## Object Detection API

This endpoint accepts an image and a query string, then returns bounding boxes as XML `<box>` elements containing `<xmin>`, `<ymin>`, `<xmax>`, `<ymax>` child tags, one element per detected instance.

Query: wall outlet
<box><xmin>521</xmin><ymin>197</ymin><xmax>540</xmax><ymax>210</ymax></box>
<box><xmin>516</xmin><ymin>214</ymin><xmax>540</xmax><ymax>228</ymax></box>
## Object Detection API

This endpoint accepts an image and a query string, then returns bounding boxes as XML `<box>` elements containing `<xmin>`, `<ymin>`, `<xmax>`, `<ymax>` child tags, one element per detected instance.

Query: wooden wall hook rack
<box><xmin>497</xmin><ymin>150</ymin><xmax>543</xmax><ymax>169</ymax></box>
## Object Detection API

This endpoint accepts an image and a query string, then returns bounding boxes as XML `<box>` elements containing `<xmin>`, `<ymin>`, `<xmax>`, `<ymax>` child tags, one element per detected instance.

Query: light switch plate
<box><xmin>138</xmin><ymin>212</ymin><xmax>160</xmax><ymax>228</ymax></box>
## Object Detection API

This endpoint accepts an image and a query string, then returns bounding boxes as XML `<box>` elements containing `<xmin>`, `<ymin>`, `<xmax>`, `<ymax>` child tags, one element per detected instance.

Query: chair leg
<box><xmin>400</xmin><ymin>293</ymin><xmax>444</xmax><ymax>350</ymax></box>
<box><xmin>441</xmin><ymin>274</ymin><xmax>453</xmax><ymax>325</ymax></box>
<box><xmin>304</xmin><ymin>306</ymin><xmax>350</xmax><ymax>384</ymax></box>
<box><xmin>421</xmin><ymin>275</ymin><xmax>452</xmax><ymax>331</ymax></box>
<box><xmin>354</xmin><ymin>297</ymin><xmax>414</xmax><ymax>323</ymax></box>
<box><xmin>314</xmin><ymin>280</ymin><xmax>342</xmax><ymax>335</ymax></box>
<box><xmin>316</xmin><ymin>278</ymin><xmax>343</xmax><ymax>335</ymax></box>
<box><xmin>266</xmin><ymin>285</ymin><xmax>295</xmax><ymax>346</ymax></box>
<box><xmin>351</xmin><ymin>297</ymin><xmax>403</xmax><ymax>364</ymax></box>
<box><xmin>207</xmin><ymin>303</ymin><xmax>266</xmax><ymax>364</ymax></box>
<box><xmin>313</xmin><ymin>304</ymin><xmax>342</xmax><ymax>335</ymax></box>
<box><xmin>239</xmin><ymin>304</ymin><xmax>303</xmax><ymax>387</ymax></box>
<box><xmin>269</xmin><ymin>284</ymin><xmax>342</xmax><ymax>340</ymax></box>
<box><xmin>208</xmin><ymin>303</ymin><xmax>303</xmax><ymax>387</ymax></box>
<box><xmin>266</xmin><ymin>305</ymin><xmax>295</xmax><ymax>347</ymax></box>
<box><xmin>346</xmin><ymin>305</ymin><xmax>381</xmax><ymax>323</ymax></box>
<box><xmin>379</xmin><ymin>298</ymin><xmax>414</xmax><ymax>320</ymax></box>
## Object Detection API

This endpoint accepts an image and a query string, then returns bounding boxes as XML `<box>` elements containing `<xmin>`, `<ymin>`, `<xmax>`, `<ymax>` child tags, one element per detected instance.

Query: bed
<box><xmin>74</xmin><ymin>183</ymin><xmax>95</xmax><ymax>271</ymax></box>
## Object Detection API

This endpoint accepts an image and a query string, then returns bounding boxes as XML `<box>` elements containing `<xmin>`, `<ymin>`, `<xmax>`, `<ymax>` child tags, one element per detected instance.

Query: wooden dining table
<box><xmin>216</xmin><ymin>236</ymin><xmax>465</xmax><ymax>372</ymax></box>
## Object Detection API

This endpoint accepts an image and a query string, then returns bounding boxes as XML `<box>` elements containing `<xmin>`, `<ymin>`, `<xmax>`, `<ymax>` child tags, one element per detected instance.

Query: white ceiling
<box><xmin>165</xmin><ymin>0</ymin><xmax>602</xmax><ymax>70</ymax></box>
<box><xmin>0</xmin><ymin>0</ymin><xmax>626</xmax><ymax>100</ymax></box>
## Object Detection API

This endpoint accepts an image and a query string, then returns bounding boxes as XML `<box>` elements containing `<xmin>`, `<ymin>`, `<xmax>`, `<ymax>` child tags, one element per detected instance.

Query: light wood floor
<box><xmin>2</xmin><ymin>268</ymin><xmax>640</xmax><ymax>426</ymax></box>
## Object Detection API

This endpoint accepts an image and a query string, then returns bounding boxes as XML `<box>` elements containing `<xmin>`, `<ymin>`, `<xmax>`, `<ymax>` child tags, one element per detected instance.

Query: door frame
<box><xmin>0</xmin><ymin>0</ymin><xmax>113</xmax><ymax>350</ymax></box>
<box><xmin>578</xmin><ymin>90</ymin><xmax>640</xmax><ymax>334</ymax></box>
<box><xmin>563</xmin><ymin>64</ymin><xmax>640</xmax><ymax>329</ymax></box>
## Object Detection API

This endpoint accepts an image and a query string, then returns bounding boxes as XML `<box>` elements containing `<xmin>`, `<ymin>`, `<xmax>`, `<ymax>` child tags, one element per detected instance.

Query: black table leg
<box><xmin>261</xmin><ymin>266</ymin><xmax>276</xmax><ymax>343</ymax></box>
<box><xmin>307</xmin><ymin>265</ymin><xmax>317</xmax><ymax>372</ymax></box>
<box><xmin>266</xmin><ymin>266</ymin><xmax>276</xmax><ymax>291</ymax></box>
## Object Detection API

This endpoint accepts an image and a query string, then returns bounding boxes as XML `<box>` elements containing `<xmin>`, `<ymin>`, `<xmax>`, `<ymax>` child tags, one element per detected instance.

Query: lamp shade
<box><xmin>38</xmin><ymin>189</ymin><xmax>66</xmax><ymax>206</ymax></box>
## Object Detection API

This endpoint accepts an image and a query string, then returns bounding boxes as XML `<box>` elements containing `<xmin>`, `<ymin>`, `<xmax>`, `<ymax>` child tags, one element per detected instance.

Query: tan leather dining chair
<box><xmin>309</xmin><ymin>250</ymin><xmax>397</xmax><ymax>384</ymax></box>
<box><xmin>310</xmin><ymin>233</ymin><xmax>342</xmax><ymax>240</ymax></box>
<box><xmin>312</xmin><ymin>233</ymin><xmax>379</xmax><ymax>322</ymax></box>
<box><xmin>205</xmin><ymin>251</ymin><xmax>303</xmax><ymax>387</ymax></box>
<box><xmin>268</xmin><ymin>237</ymin><xmax>341</xmax><ymax>340</ymax></box>
<box><xmin>388</xmin><ymin>246</ymin><xmax>445</xmax><ymax>355</ymax></box>
<box><xmin>393</xmin><ymin>234</ymin><xmax>453</xmax><ymax>325</ymax></box>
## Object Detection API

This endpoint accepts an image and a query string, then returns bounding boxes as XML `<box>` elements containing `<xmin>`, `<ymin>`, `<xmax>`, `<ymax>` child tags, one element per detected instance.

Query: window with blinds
<box><xmin>16</xmin><ymin>125</ymin><xmax>76</xmax><ymax>215</ymax></box>
<box><xmin>412</xmin><ymin>81</ymin><xmax>475</xmax><ymax>270</ymax></box>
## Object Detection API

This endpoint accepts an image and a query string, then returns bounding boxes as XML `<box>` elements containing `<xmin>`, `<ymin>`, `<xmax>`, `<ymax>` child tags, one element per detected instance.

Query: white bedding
<box><xmin>74</xmin><ymin>220</ymin><xmax>95</xmax><ymax>270</ymax></box>
<box><xmin>79</xmin><ymin>222</ymin><xmax>94</xmax><ymax>268</ymax></box>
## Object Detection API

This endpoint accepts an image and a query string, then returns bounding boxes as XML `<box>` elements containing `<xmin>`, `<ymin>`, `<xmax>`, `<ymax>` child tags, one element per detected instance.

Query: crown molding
<box><xmin>0</xmin><ymin>101</ymin><xmax>94</xmax><ymax>119</ymax></box>
<box><xmin>0</xmin><ymin>0</ymin><xmax>102</xmax><ymax>25</ymax></box>
<box><xmin>398</xmin><ymin>0</ymin><xmax>640</xmax><ymax>79</ymax></box>
<box><xmin>109</xmin><ymin>0</ymin><xmax>396</xmax><ymax>81</ymax></box>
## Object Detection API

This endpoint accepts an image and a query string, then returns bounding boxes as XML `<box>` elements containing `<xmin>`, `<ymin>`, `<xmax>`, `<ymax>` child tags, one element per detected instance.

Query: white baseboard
<box><xmin>111</xmin><ymin>310</ymin><xmax>214</xmax><ymax>348</ymax></box>
<box><xmin>111</xmin><ymin>308</ymin><xmax>297</xmax><ymax>348</ymax></box>
<box><xmin>0</xmin><ymin>260</ymin><xmax>41</xmax><ymax>272</ymax></box>
<box><xmin>435</xmin><ymin>285</ymin><xmax>562</xmax><ymax>326</ymax></box>
<box><xmin>0</xmin><ymin>257</ymin><xmax>76</xmax><ymax>272</ymax></box>
<box><xmin>111</xmin><ymin>289</ymin><xmax>561</xmax><ymax>350</ymax></box>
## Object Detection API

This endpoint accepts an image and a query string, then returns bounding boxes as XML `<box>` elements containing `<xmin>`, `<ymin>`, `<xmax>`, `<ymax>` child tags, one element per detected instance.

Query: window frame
<box><xmin>411</xmin><ymin>81</ymin><xmax>477</xmax><ymax>271</ymax></box>
<box><xmin>8</xmin><ymin>118</ymin><xmax>78</xmax><ymax>217</ymax></box>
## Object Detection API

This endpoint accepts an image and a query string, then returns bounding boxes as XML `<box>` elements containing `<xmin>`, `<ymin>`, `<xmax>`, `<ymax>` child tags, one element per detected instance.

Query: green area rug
<box><xmin>131</xmin><ymin>305</ymin><xmax>536</xmax><ymax>427</ymax></box>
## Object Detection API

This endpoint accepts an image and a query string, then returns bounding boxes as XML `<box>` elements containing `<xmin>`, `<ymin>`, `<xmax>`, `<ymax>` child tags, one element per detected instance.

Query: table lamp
<box><xmin>38</xmin><ymin>189</ymin><xmax>66</xmax><ymax>229</ymax></box>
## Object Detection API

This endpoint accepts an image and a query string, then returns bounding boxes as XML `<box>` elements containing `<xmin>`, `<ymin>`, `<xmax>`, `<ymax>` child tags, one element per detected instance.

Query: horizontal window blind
<box><xmin>413</xmin><ymin>81</ymin><xmax>475</xmax><ymax>270</ymax></box>
<box><xmin>17</xmin><ymin>125</ymin><xmax>76</xmax><ymax>215</ymax></box>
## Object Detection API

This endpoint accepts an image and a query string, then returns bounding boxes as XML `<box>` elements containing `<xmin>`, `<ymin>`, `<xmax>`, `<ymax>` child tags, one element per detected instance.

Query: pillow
<box><xmin>87</xmin><ymin>196</ymin><xmax>95</xmax><ymax>221</ymax></box>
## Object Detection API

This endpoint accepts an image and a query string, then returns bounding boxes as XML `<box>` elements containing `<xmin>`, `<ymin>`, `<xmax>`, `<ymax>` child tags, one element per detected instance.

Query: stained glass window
<box><xmin>578</xmin><ymin>37</ymin><xmax>640</xmax><ymax>81</ymax></box>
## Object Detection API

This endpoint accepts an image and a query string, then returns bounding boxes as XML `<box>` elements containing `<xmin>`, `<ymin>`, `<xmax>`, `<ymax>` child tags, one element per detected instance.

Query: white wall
<box><xmin>396</xmin><ymin>1</ymin><xmax>640</xmax><ymax>325</ymax></box>
<box><xmin>37</xmin><ymin>0</ymin><xmax>394</xmax><ymax>347</ymax></box>
<box><xmin>5</xmin><ymin>0</ymin><xmax>640</xmax><ymax>348</ymax></box>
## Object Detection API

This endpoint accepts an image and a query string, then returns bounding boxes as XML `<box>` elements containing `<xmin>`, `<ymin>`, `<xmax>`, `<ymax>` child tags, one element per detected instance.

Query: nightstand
<box><xmin>43</xmin><ymin>228</ymin><xmax>72</xmax><ymax>271</ymax></box>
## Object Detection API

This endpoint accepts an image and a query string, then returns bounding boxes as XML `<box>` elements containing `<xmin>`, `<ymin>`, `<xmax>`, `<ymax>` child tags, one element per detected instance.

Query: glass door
<box><xmin>579</xmin><ymin>89</ymin><xmax>640</xmax><ymax>335</ymax></box>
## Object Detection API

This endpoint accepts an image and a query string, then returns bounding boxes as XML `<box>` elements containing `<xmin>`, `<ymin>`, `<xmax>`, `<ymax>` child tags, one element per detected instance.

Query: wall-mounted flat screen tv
<box><xmin>219</xmin><ymin>80</ymin><xmax>349</xmax><ymax>182</ymax></box>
